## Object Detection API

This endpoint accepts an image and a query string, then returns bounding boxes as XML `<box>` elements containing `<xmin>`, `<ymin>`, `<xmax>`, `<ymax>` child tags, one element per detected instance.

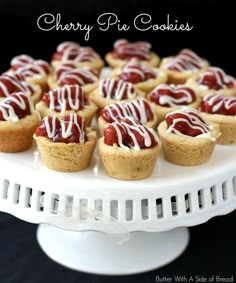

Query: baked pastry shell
<box><xmin>0</xmin><ymin>111</ymin><xmax>40</xmax><ymax>152</ymax></box>
<box><xmin>98</xmin><ymin>137</ymin><xmax>161</xmax><ymax>180</ymax></box>
<box><xmin>158</xmin><ymin>120</ymin><xmax>220</xmax><ymax>166</ymax></box>
<box><xmin>34</xmin><ymin>128</ymin><xmax>97</xmax><ymax>172</ymax></box>
<box><xmin>201</xmin><ymin>112</ymin><xmax>236</xmax><ymax>144</ymax></box>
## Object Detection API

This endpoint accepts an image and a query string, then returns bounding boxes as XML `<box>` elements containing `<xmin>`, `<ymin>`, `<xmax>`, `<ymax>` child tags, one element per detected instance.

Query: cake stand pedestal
<box><xmin>1</xmin><ymin>142</ymin><xmax>236</xmax><ymax>275</ymax></box>
<box><xmin>37</xmin><ymin>226</ymin><xmax>189</xmax><ymax>275</ymax></box>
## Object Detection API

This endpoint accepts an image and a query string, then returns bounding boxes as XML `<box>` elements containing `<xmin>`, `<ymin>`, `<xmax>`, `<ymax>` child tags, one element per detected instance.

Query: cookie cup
<box><xmin>201</xmin><ymin>113</ymin><xmax>236</xmax><ymax>144</ymax></box>
<box><xmin>105</xmin><ymin>52</ymin><xmax>160</xmax><ymax>69</ymax></box>
<box><xmin>158</xmin><ymin>121</ymin><xmax>220</xmax><ymax>166</ymax></box>
<box><xmin>34</xmin><ymin>128</ymin><xmax>97</xmax><ymax>172</ymax></box>
<box><xmin>0</xmin><ymin>112</ymin><xmax>40</xmax><ymax>152</ymax></box>
<box><xmin>98</xmin><ymin>137</ymin><xmax>161</xmax><ymax>180</ymax></box>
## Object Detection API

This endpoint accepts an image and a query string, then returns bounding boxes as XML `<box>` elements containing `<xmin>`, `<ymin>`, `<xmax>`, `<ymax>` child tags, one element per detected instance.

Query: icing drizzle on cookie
<box><xmin>43</xmin><ymin>85</ymin><xmax>86</xmax><ymax>113</ymax></box>
<box><xmin>99</xmin><ymin>78</ymin><xmax>136</xmax><ymax>100</ymax></box>
<box><xmin>0</xmin><ymin>92</ymin><xmax>34</xmax><ymax>122</ymax></box>
<box><xmin>149</xmin><ymin>84</ymin><xmax>197</xmax><ymax>107</ymax></box>
<box><xmin>104</xmin><ymin>117</ymin><xmax>159</xmax><ymax>150</ymax></box>
<box><xmin>101</xmin><ymin>98</ymin><xmax>154</xmax><ymax>124</ymax></box>
<box><xmin>201</xmin><ymin>93</ymin><xmax>236</xmax><ymax>115</ymax></box>
<box><xmin>166</xmin><ymin>108</ymin><xmax>214</xmax><ymax>140</ymax></box>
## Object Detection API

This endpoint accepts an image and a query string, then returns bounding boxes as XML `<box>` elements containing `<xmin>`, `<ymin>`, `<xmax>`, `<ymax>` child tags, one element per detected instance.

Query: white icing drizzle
<box><xmin>99</xmin><ymin>79</ymin><xmax>136</xmax><ymax>100</ymax></box>
<box><xmin>113</xmin><ymin>39</ymin><xmax>151</xmax><ymax>60</ymax></box>
<box><xmin>0</xmin><ymin>74</ymin><xmax>34</xmax><ymax>97</ymax></box>
<box><xmin>11</xmin><ymin>54</ymin><xmax>34</xmax><ymax>67</ymax></box>
<box><xmin>0</xmin><ymin>92</ymin><xmax>34</xmax><ymax>122</ymax></box>
<box><xmin>15</xmin><ymin>60</ymin><xmax>50</xmax><ymax>78</ymax></box>
<box><xmin>103</xmin><ymin>98</ymin><xmax>153</xmax><ymax>124</ymax></box>
<box><xmin>120</xmin><ymin>58</ymin><xmax>156</xmax><ymax>81</ymax></box>
<box><xmin>42</xmin><ymin>114</ymin><xmax>85</xmax><ymax>143</ymax></box>
<box><xmin>58</xmin><ymin>67</ymin><xmax>98</xmax><ymax>86</ymax></box>
<box><xmin>111</xmin><ymin>116</ymin><xmax>159</xmax><ymax>151</ymax></box>
<box><xmin>166</xmin><ymin>109</ymin><xmax>214</xmax><ymax>140</ymax></box>
<box><xmin>56</xmin><ymin>42</ymin><xmax>97</xmax><ymax>63</ymax></box>
<box><xmin>55</xmin><ymin>63</ymin><xmax>77</xmax><ymax>79</ymax></box>
<box><xmin>203</xmin><ymin>93</ymin><xmax>236</xmax><ymax>113</ymax></box>
<box><xmin>48</xmin><ymin>85</ymin><xmax>85</xmax><ymax>113</ymax></box>
<box><xmin>152</xmin><ymin>84</ymin><xmax>195</xmax><ymax>107</ymax></box>
<box><xmin>165</xmin><ymin>49</ymin><xmax>205</xmax><ymax>72</ymax></box>
<box><xmin>197</xmin><ymin>67</ymin><xmax>236</xmax><ymax>89</ymax></box>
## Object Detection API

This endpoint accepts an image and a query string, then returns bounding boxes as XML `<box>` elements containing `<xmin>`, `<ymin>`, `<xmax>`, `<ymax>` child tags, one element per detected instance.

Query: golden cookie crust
<box><xmin>201</xmin><ymin>112</ymin><xmax>236</xmax><ymax>144</ymax></box>
<box><xmin>34</xmin><ymin>128</ymin><xmax>97</xmax><ymax>172</ymax></box>
<box><xmin>158</xmin><ymin>120</ymin><xmax>220</xmax><ymax>166</ymax></box>
<box><xmin>0</xmin><ymin>111</ymin><xmax>40</xmax><ymax>152</ymax></box>
<box><xmin>98</xmin><ymin>137</ymin><xmax>161</xmax><ymax>180</ymax></box>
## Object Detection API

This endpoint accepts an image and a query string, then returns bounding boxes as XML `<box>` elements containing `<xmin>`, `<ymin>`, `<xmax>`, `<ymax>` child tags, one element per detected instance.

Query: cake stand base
<box><xmin>36</xmin><ymin>225</ymin><xmax>189</xmax><ymax>275</ymax></box>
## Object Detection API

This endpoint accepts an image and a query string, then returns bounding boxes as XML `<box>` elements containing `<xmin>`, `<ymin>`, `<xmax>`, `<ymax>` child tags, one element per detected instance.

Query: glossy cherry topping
<box><xmin>112</xmin><ymin>39</ymin><xmax>151</xmax><ymax>60</ymax></box>
<box><xmin>10</xmin><ymin>54</ymin><xmax>34</xmax><ymax>70</ymax></box>
<box><xmin>35</xmin><ymin>114</ymin><xmax>86</xmax><ymax>144</ymax></box>
<box><xmin>0</xmin><ymin>92</ymin><xmax>34</xmax><ymax>121</ymax></box>
<box><xmin>14</xmin><ymin>60</ymin><xmax>51</xmax><ymax>77</ymax></box>
<box><xmin>0</xmin><ymin>73</ymin><xmax>35</xmax><ymax>97</ymax></box>
<box><xmin>118</xmin><ymin>58</ymin><xmax>156</xmax><ymax>83</ymax></box>
<box><xmin>99</xmin><ymin>78</ymin><xmax>136</xmax><ymax>100</ymax></box>
<box><xmin>149</xmin><ymin>84</ymin><xmax>197</xmax><ymax>107</ymax></box>
<box><xmin>58</xmin><ymin>68</ymin><xmax>99</xmax><ymax>87</ymax></box>
<box><xmin>166</xmin><ymin>109</ymin><xmax>212</xmax><ymax>138</ymax></box>
<box><xmin>42</xmin><ymin>85</ymin><xmax>88</xmax><ymax>113</ymax></box>
<box><xmin>196</xmin><ymin>67</ymin><xmax>235</xmax><ymax>90</ymax></box>
<box><xmin>52</xmin><ymin>41</ymin><xmax>97</xmax><ymax>63</ymax></box>
<box><xmin>104</xmin><ymin>117</ymin><xmax>159</xmax><ymax>150</ymax></box>
<box><xmin>165</xmin><ymin>49</ymin><xmax>206</xmax><ymax>72</ymax></box>
<box><xmin>101</xmin><ymin>98</ymin><xmax>154</xmax><ymax>124</ymax></box>
<box><xmin>201</xmin><ymin>93</ymin><xmax>236</xmax><ymax>116</ymax></box>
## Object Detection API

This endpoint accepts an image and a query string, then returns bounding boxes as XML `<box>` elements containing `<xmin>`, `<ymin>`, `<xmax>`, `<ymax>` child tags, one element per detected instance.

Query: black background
<box><xmin>0</xmin><ymin>0</ymin><xmax>235</xmax><ymax>282</ymax></box>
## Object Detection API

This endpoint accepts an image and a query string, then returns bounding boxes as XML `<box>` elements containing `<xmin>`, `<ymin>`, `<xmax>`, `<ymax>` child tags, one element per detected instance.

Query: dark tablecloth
<box><xmin>0</xmin><ymin>209</ymin><xmax>235</xmax><ymax>283</ymax></box>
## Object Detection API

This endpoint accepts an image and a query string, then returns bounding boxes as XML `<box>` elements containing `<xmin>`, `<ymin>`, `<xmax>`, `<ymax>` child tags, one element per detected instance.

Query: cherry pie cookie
<box><xmin>10</xmin><ymin>54</ymin><xmax>52</xmax><ymax>92</ymax></box>
<box><xmin>51</xmin><ymin>41</ymin><xmax>104</xmax><ymax>71</ymax></box>
<box><xmin>48</xmin><ymin>62</ymin><xmax>100</xmax><ymax>94</ymax></box>
<box><xmin>186</xmin><ymin>67</ymin><xmax>236</xmax><ymax>98</ymax></box>
<box><xmin>160</xmin><ymin>49</ymin><xmax>209</xmax><ymax>84</ymax></box>
<box><xmin>200</xmin><ymin>93</ymin><xmax>236</xmax><ymax>144</ymax></box>
<box><xmin>0</xmin><ymin>92</ymin><xmax>40</xmax><ymax>152</ymax></box>
<box><xmin>105</xmin><ymin>39</ymin><xmax>160</xmax><ymax>68</ymax></box>
<box><xmin>98</xmin><ymin>117</ymin><xmax>161</xmax><ymax>180</ymax></box>
<box><xmin>158</xmin><ymin>108</ymin><xmax>220</xmax><ymax>165</ymax></box>
<box><xmin>34</xmin><ymin>114</ymin><xmax>97</xmax><ymax>172</ymax></box>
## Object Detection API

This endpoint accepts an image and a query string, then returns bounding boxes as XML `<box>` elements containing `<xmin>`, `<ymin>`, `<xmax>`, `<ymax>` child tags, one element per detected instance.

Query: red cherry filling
<box><xmin>100</xmin><ymin>79</ymin><xmax>135</xmax><ymax>100</ymax></box>
<box><xmin>112</xmin><ymin>39</ymin><xmax>151</xmax><ymax>60</ymax></box>
<box><xmin>101</xmin><ymin>98</ymin><xmax>154</xmax><ymax>123</ymax></box>
<box><xmin>10</xmin><ymin>55</ymin><xmax>34</xmax><ymax>71</ymax></box>
<box><xmin>104</xmin><ymin>117</ymin><xmax>158</xmax><ymax>149</ymax></box>
<box><xmin>55</xmin><ymin>63</ymin><xmax>78</xmax><ymax>79</ymax></box>
<box><xmin>149</xmin><ymin>85</ymin><xmax>196</xmax><ymax>107</ymax></box>
<box><xmin>58</xmin><ymin>69</ymin><xmax>99</xmax><ymax>87</ymax></box>
<box><xmin>196</xmin><ymin>67</ymin><xmax>235</xmax><ymax>90</ymax></box>
<box><xmin>0</xmin><ymin>92</ymin><xmax>33</xmax><ymax>121</ymax></box>
<box><xmin>166</xmin><ymin>109</ymin><xmax>210</xmax><ymax>137</ymax></box>
<box><xmin>35</xmin><ymin>114</ymin><xmax>86</xmax><ymax>144</ymax></box>
<box><xmin>42</xmin><ymin>85</ymin><xmax>88</xmax><ymax>112</ymax></box>
<box><xmin>201</xmin><ymin>93</ymin><xmax>236</xmax><ymax>116</ymax></box>
<box><xmin>119</xmin><ymin>59</ymin><xmax>156</xmax><ymax>83</ymax></box>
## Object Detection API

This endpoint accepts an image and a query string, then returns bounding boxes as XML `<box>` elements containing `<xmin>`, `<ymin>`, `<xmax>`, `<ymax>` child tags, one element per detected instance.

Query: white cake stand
<box><xmin>0</xmin><ymin>140</ymin><xmax>236</xmax><ymax>275</ymax></box>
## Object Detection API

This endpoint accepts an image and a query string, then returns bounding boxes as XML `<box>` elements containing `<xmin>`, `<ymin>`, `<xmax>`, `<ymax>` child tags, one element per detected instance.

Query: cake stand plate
<box><xmin>37</xmin><ymin>225</ymin><xmax>189</xmax><ymax>275</ymax></box>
